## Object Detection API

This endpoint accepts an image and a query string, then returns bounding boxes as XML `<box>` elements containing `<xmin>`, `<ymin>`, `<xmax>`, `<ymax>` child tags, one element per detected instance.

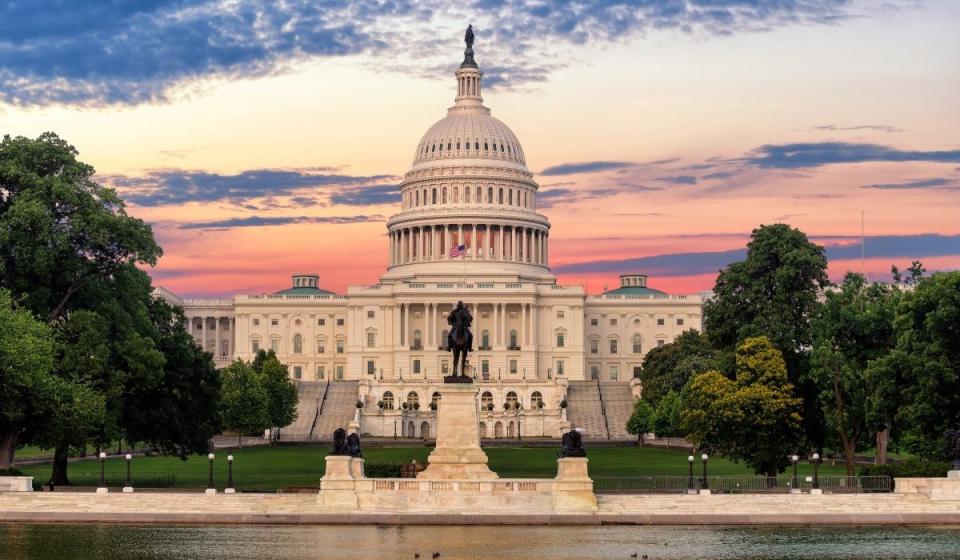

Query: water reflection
<box><xmin>1</xmin><ymin>524</ymin><xmax>959</xmax><ymax>559</ymax></box>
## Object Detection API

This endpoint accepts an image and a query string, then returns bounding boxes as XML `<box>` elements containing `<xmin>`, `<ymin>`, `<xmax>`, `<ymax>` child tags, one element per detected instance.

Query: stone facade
<box><xmin>157</xmin><ymin>43</ymin><xmax>704</xmax><ymax>438</ymax></box>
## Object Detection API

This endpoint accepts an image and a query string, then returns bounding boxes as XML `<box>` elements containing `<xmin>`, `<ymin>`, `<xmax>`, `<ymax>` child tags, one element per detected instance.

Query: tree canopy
<box><xmin>640</xmin><ymin>330</ymin><xmax>718</xmax><ymax>406</ymax></box>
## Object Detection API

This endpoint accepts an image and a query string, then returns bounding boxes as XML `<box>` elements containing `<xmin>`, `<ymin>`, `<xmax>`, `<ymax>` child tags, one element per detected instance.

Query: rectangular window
<box><xmin>413</xmin><ymin>359</ymin><xmax>421</xmax><ymax>374</ymax></box>
<box><xmin>270</xmin><ymin>339</ymin><xmax>279</xmax><ymax>352</ymax></box>
<box><xmin>556</xmin><ymin>360</ymin><xmax>565</xmax><ymax>375</ymax></box>
<box><xmin>509</xmin><ymin>359</ymin><xmax>517</xmax><ymax>374</ymax></box>
<box><xmin>336</xmin><ymin>318</ymin><xmax>345</xmax><ymax>326</ymax></box>
<box><xmin>590</xmin><ymin>366</ymin><xmax>599</xmax><ymax>380</ymax></box>
<box><xmin>590</xmin><ymin>339</ymin><xmax>598</xmax><ymax>354</ymax></box>
<box><xmin>657</xmin><ymin>340</ymin><xmax>665</xmax><ymax>347</ymax></box>
<box><xmin>367</xmin><ymin>360</ymin><xmax>376</xmax><ymax>375</ymax></box>
<box><xmin>336</xmin><ymin>340</ymin><xmax>344</xmax><ymax>354</ymax></box>
<box><xmin>293</xmin><ymin>366</ymin><xmax>302</xmax><ymax>380</ymax></box>
<box><xmin>633</xmin><ymin>366</ymin><xmax>642</xmax><ymax>379</ymax></box>
<box><xmin>336</xmin><ymin>365</ymin><xmax>344</xmax><ymax>380</ymax></box>
<box><xmin>609</xmin><ymin>365</ymin><xmax>619</xmax><ymax>381</ymax></box>
<box><xmin>610</xmin><ymin>318</ymin><xmax>617</xmax><ymax>326</ymax></box>
<box><xmin>318</xmin><ymin>318</ymin><xmax>325</xmax><ymax>326</ymax></box>
<box><xmin>677</xmin><ymin>318</ymin><xmax>684</xmax><ymax>326</ymax></box>
<box><xmin>317</xmin><ymin>366</ymin><xmax>325</xmax><ymax>380</ymax></box>
<box><xmin>366</xmin><ymin>332</ymin><xmax>375</xmax><ymax>347</ymax></box>
<box><xmin>252</xmin><ymin>318</ymin><xmax>260</xmax><ymax>326</ymax></box>
<box><xmin>271</xmin><ymin>318</ymin><xmax>279</xmax><ymax>326</ymax></box>
<box><xmin>441</xmin><ymin>360</ymin><xmax>449</xmax><ymax>374</ymax></box>
<box><xmin>251</xmin><ymin>339</ymin><xmax>260</xmax><ymax>353</ymax></box>
<box><xmin>482</xmin><ymin>360</ymin><xmax>489</xmax><ymax>374</ymax></box>
<box><xmin>556</xmin><ymin>310</ymin><xmax>565</xmax><ymax>319</ymax></box>
<box><xmin>367</xmin><ymin>310</ymin><xmax>375</xmax><ymax>318</ymax></box>
<box><xmin>590</xmin><ymin>318</ymin><xmax>598</xmax><ymax>326</ymax></box>
<box><xmin>657</xmin><ymin>318</ymin><xmax>665</xmax><ymax>326</ymax></box>
<box><xmin>633</xmin><ymin>339</ymin><xmax>642</xmax><ymax>353</ymax></box>
<box><xmin>317</xmin><ymin>341</ymin><xmax>325</xmax><ymax>353</ymax></box>
<box><xmin>610</xmin><ymin>339</ymin><xmax>618</xmax><ymax>354</ymax></box>
<box><xmin>556</xmin><ymin>333</ymin><xmax>565</xmax><ymax>347</ymax></box>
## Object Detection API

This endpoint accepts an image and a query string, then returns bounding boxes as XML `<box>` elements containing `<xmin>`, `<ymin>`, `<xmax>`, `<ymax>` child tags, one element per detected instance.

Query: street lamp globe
<box><xmin>125</xmin><ymin>454</ymin><xmax>132</xmax><ymax>460</ymax></box>
<box><xmin>792</xmin><ymin>454</ymin><xmax>799</xmax><ymax>462</ymax></box>
<box><xmin>688</xmin><ymin>455</ymin><xmax>694</xmax><ymax>463</ymax></box>
<box><xmin>99</xmin><ymin>452</ymin><xmax>106</xmax><ymax>459</ymax></box>
<box><xmin>701</xmin><ymin>453</ymin><xmax>709</xmax><ymax>461</ymax></box>
<box><xmin>228</xmin><ymin>455</ymin><xmax>234</xmax><ymax>462</ymax></box>
<box><xmin>208</xmin><ymin>453</ymin><xmax>215</xmax><ymax>460</ymax></box>
<box><xmin>813</xmin><ymin>452</ymin><xmax>820</xmax><ymax>461</ymax></box>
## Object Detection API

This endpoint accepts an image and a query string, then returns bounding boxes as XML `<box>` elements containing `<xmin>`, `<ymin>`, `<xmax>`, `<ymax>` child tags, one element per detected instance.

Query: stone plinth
<box><xmin>553</xmin><ymin>457</ymin><xmax>598</xmax><ymax>512</ymax></box>
<box><xmin>0</xmin><ymin>476</ymin><xmax>33</xmax><ymax>492</ymax></box>
<box><xmin>418</xmin><ymin>383</ymin><xmax>497</xmax><ymax>480</ymax></box>
<box><xmin>895</xmin><ymin>477</ymin><xmax>960</xmax><ymax>500</ymax></box>
<box><xmin>948</xmin><ymin>470</ymin><xmax>960</xmax><ymax>480</ymax></box>
<box><xmin>319</xmin><ymin>455</ymin><xmax>359</xmax><ymax>509</ymax></box>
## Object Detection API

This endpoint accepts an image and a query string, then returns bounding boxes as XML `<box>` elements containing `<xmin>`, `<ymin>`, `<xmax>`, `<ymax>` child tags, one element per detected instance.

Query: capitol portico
<box><xmin>157</xmin><ymin>39</ymin><xmax>703</xmax><ymax>440</ymax></box>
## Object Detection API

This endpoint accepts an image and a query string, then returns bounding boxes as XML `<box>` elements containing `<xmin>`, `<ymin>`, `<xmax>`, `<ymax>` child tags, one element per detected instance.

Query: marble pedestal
<box><xmin>418</xmin><ymin>383</ymin><xmax>497</xmax><ymax>480</ymax></box>
<box><xmin>553</xmin><ymin>458</ymin><xmax>598</xmax><ymax>511</ymax></box>
<box><xmin>319</xmin><ymin>455</ymin><xmax>360</xmax><ymax>509</ymax></box>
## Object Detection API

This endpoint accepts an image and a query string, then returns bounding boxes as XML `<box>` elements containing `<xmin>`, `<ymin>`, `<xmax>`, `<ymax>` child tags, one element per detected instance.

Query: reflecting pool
<box><xmin>1</xmin><ymin>523</ymin><xmax>959</xmax><ymax>559</ymax></box>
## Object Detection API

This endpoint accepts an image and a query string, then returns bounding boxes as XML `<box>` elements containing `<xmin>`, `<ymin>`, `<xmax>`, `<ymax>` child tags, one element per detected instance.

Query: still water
<box><xmin>1</xmin><ymin>524</ymin><xmax>959</xmax><ymax>560</ymax></box>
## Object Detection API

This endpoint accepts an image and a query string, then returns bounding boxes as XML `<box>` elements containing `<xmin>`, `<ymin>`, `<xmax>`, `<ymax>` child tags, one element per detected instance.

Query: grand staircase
<box><xmin>599</xmin><ymin>382</ymin><xmax>635</xmax><ymax>440</ymax></box>
<box><xmin>311</xmin><ymin>381</ymin><xmax>359</xmax><ymax>440</ymax></box>
<box><xmin>282</xmin><ymin>381</ymin><xmax>327</xmax><ymax>440</ymax></box>
<box><xmin>565</xmin><ymin>381</ymin><xmax>608</xmax><ymax>438</ymax></box>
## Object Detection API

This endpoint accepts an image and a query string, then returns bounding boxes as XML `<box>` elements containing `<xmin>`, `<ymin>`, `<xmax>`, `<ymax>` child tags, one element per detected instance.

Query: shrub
<box><xmin>364</xmin><ymin>463</ymin><xmax>404</xmax><ymax>478</ymax></box>
<box><xmin>0</xmin><ymin>468</ymin><xmax>24</xmax><ymax>476</ymax></box>
<box><xmin>859</xmin><ymin>458</ymin><xmax>952</xmax><ymax>479</ymax></box>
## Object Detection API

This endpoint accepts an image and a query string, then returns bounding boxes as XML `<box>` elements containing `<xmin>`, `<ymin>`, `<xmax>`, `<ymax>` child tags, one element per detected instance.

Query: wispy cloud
<box><xmin>329</xmin><ymin>184</ymin><xmax>400</xmax><ymax>206</ymax></box>
<box><xmin>178</xmin><ymin>214</ymin><xmax>384</xmax><ymax>230</ymax></box>
<box><xmin>861</xmin><ymin>177</ymin><xmax>957</xmax><ymax>190</ymax></box>
<box><xmin>655</xmin><ymin>175</ymin><xmax>698</xmax><ymax>185</ymax></box>
<box><xmin>744</xmin><ymin>142</ymin><xmax>960</xmax><ymax>169</ymax></box>
<box><xmin>539</xmin><ymin>161</ymin><xmax>634</xmax><ymax>176</ymax></box>
<box><xmin>1</xmin><ymin>0</ymin><xmax>862</xmax><ymax>107</ymax></box>
<box><xmin>103</xmin><ymin>168</ymin><xmax>395</xmax><ymax>206</ymax></box>
<box><xmin>812</xmin><ymin>124</ymin><xmax>904</xmax><ymax>133</ymax></box>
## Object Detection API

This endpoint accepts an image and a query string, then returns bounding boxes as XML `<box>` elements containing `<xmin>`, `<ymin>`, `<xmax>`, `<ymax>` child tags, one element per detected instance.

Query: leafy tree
<box><xmin>640</xmin><ymin>330</ymin><xmax>719</xmax><ymax>406</ymax></box>
<box><xmin>682</xmin><ymin>337</ymin><xmax>804</xmax><ymax>476</ymax></box>
<box><xmin>867</xmin><ymin>271</ymin><xmax>960</xmax><ymax>459</ymax></box>
<box><xmin>626</xmin><ymin>399</ymin><xmax>655</xmax><ymax>446</ymax></box>
<box><xmin>252</xmin><ymin>350</ymin><xmax>298</xmax><ymax>441</ymax></box>
<box><xmin>891</xmin><ymin>261</ymin><xmax>926</xmax><ymax>285</ymax></box>
<box><xmin>651</xmin><ymin>390</ymin><xmax>684</xmax><ymax>448</ymax></box>
<box><xmin>703</xmin><ymin>224</ymin><xmax>829</xmax><ymax>447</ymax></box>
<box><xmin>0</xmin><ymin>290</ymin><xmax>56</xmax><ymax>468</ymax></box>
<box><xmin>810</xmin><ymin>273</ymin><xmax>898</xmax><ymax>474</ymax></box>
<box><xmin>220</xmin><ymin>360</ymin><xmax>270</xmax><ymax>447</ymax></box>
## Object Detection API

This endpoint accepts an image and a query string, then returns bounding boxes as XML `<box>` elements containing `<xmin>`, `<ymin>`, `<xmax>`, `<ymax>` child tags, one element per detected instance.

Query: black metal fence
<box><xmin>593</xmin><ymin>475</ymin><xmax>892</xmax><ymax>494</ymax></box>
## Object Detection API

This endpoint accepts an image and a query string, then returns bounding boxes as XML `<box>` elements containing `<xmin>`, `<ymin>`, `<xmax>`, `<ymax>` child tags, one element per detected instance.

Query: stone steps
<box><xmin>312</xmin><ymin>381</ymin><xmax>359</xmax><ymax>439</ymax></box>
<box><xmin>565</xmin><ymin>381</ymin><xmax>608</xmax><ymax>438</ymax></box>
<box><xmin>284</xmin><ymin>381</ymin><xmax>327</xmax><ymax>439</ymax></box>
<box><xmin>599</xmin><ymin>382</ymin><xmax>635</xmax><ymax>439</ymax></box>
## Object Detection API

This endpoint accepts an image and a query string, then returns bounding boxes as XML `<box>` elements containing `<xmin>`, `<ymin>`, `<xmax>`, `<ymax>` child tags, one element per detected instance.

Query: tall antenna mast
<box><xmin>861</xmin><ymin>210</ymin><xmax>866</xmax><ymax>280</ymax></box>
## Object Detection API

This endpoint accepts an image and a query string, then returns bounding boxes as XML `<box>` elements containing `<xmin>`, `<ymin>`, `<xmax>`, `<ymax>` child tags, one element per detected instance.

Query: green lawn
<box><xmin>19</xmin><ymin>445</ymin><xmax>847</xmax><ymax>492</ymax></box>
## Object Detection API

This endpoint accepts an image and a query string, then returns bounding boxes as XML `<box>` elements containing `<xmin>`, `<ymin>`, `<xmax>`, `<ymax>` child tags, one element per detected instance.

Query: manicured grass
<box><xmin>19</xmin><ymin>445</ymin><xmax>846</xmax><ymax>492</ymax></box>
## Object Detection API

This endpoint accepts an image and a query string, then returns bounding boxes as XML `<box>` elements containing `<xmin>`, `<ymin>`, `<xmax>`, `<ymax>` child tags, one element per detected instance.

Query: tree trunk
<box><xmin>0</xmin><ymin>430</ymin><xmax>19</xmax><ymax>469</ymax></box>
<box><xmin>49</xmin><ymin>445</ymin><xmax>71</xmax><ymax>486</ymax></box>
<box><xmin>875</xmin><ymin>429</ymin><xmax>889</xmax><ymax>465</ymax></box>
<box><xmin>842</xmin><ymin>437</ymin><xmax>857</xmax><ymax>477</ymax></box>
<box><xmin>238</xmin><ymin>433</ymin><xmax>242</xmax><ymax>448</ymax></box>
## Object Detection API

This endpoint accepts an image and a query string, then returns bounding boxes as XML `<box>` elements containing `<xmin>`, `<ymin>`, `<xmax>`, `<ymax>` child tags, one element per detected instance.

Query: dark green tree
<box><xmin>626</xmin><ymin>399</ymin><xmax>655</xmax><ymax>446</ymax></box>
<box><xmin>810</xmin><ymin>273</ymin><xmax>898</xmax><ymax>474</ymax></box>
<box><xmin>251</xmin><ymin>350</ymin><xmax>298</xmax><ymax>441</ymax></box>
<box><xmin>640</xmin><ymin>330</ymin><xmax>719</xmax><ymax>406</ymax></box>
<box><xmin>651</xmin><ymin>390</ymin><xmax>684</xmax><ymax>449</ymax></box>
<box><xmin>703</xmin><ymin>224</ymin><xmax>829</xmax><ymax>447</ymax></box>
<box><xmin>220</xmin><ymin>360</ymin><xmax>270</xmax><ymax>447</ymax></box>
<box><xmin>867</xmin><ymin>271</ymin><xmax>960</xmax><ymax>459</ymax></box>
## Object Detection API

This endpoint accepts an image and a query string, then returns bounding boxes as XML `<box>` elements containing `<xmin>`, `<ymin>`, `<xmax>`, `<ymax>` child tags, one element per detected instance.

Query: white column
<box><xmin>473</xmin><ymin>224</ymin><xmax>479</xmax><ymax>260</ymax></box>
<box><xmin>212</xmin><ymin>316</ymin><xmax>219</xmax><ymax>357</ymax></box>
<box><xmin>521</xmin><ymin>305</ymin><xmax>527</xmax><ymax>346</ymax></box>
<box><xmin>534</xmin><ymin>231</ymin><xmax>540</xmax><ymax>264</ymax></box>
<box><xmin>514</xmin><ymin>227</ymin><xmax>520</xmax><ymax>262</ymax></box>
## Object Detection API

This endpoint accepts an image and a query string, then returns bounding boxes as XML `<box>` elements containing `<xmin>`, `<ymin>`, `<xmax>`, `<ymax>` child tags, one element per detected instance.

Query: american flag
<box><xmin>449</xmin><ymin>244</ymin><xmax>466</xmax><ymax>257</ymax></box>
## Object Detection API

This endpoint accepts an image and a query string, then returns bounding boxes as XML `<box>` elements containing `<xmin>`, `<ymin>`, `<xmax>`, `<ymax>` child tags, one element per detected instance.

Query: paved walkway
<box><xmin>1</xmin><ymin>492</ymin><xmax>958</xmax><ymax>525</ymax></box>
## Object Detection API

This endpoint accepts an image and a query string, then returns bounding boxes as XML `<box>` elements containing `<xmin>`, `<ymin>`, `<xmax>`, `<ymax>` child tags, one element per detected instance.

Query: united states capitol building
<box><xmin>157</xmin><ymin>41</ymin><xmax>703</xmax><ymax>441</ymax></box>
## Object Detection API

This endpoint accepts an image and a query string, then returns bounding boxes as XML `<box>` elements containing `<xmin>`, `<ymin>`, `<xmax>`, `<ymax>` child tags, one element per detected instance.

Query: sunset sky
<box><xmin>3</xmin><ymin>0</ymin><xmax>958</xmax><ymax>296</ymax></box>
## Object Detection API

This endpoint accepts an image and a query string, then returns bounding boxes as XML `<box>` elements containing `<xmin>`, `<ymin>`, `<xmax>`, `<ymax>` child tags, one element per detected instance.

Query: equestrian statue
<box><xmin>445</xmin><ymin>301</ymin><xmax>473</xmax><ymax>382</ymax></box>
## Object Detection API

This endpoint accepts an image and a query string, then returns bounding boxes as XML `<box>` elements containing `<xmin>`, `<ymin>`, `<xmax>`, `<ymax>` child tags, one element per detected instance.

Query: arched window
<box><xmin>531</xmin><ymin>391</ymin><xmax>543</xmax><ymax>409</ymax></box>
<box><xmin>481</xmin><ymin>329</ymin><xmax>490</xmax><ymax>349</ymax></box>
<box><xmin>465</xmin><ymin>187</ymin><xmax>471</xmax><ymax>203</ymax></box>
<box><xmin>456</xmin><ymin>142</ymin><xmax>460</xmax><ymax>150</ymax></box>
<box><xmin>431</xmin><ymin>392</ymin><xmax>441</xmax><ymax>407</ymax></box>
<box><xmin>406</xmin><ymin>391</ymin><xmax>419</xmax><ymax>408</ymax></box>
<box><xmin>415</xmin><ymin>191</ymin><xmax>420</xmax><ymax>206</ymax></box>
<box><xmin>506</xmin><ymin>391</ymin><xmax>519</xmax><ymax>409</ymax></box>
<box><xmin>413</xmin><ymin>330</ymin><xmax>422</xmax><ymax>349</ymax></box>
<box><xmin>438</xmin><ymin>142</ymin><xmax>443</xmax><ymax>151</ymax></box>
<box><xmin>475</xmin><ymin>141</ymin><xmax>479</xmax><ymax>150</ymax></box>
<box><xmin>382</xmin><ymin>391</ymin><xmax>395</xmax><ymax>410</ymax></box>
<box><xmin>293</xmin><ymin>334</ymin><xmax>303</xmax><ymax>353</ymax></box>
<box><xmin>447</xmin><ymin>142</ymin><xmax>452</xmax><ymax>150</ymax></box>
<box><xmin>432</xmin><ymin>188</ymin><xmax>437</xmax><ymax>204</ymax></box>
<box><xmin>498</xmin><ymin>188</ymin><xmax>504</xmax><ymax>204</ymax></box>
<box><xmin>442</xmin><ymin>187</ymin><xmax>448</xmax><ymax>204</ymax></box>
<box><xmin>484</xmin><ymin>142</ymin><xmax>489</xmax><ymax>151</ymax></box>
<box><xmin>476</xmin><ymin>186</ymin><xmax>482</xmax><ymax>202</ymax></box>
<box><xmin>507</xmin><ymin>145</ymin><xmax>512</xmax><ymax>154</ymax></box>
<box><xmin>632</xmin><ymin>334</ymin><xmax>642</xmax><ymax>354</ymax></box>
<box><xmin>508</xmin><ymin>190</ymin><xmax>513</xmax><ymax>205</ymax></box>
<box><xmin>509</xmin><ymin>329</ymin><xmax>518</xmax><ymax>348</ymax></box>
<box><xmin>453</xmin><ymin>187</ymin><xmax>459</xmax><ymax>203</ymax></box>
<box><xmin>431</xmin><ymin>144</ymin><xmax>435</xmax><ymax>152</ymax></box>
<box><xmin>481</xmin><ymin>391</ymin><xmax>493</xmax><ymax>409</ymax></box>
<box><xmin>487</xmin><ymin>187</ymin><xmax>493</xmax><ymax>203</ymax></box>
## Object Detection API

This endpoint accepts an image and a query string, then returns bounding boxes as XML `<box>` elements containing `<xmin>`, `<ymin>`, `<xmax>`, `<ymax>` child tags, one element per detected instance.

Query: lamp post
<box><xmin>700</xmin><ymin>453</ymin><xmax>710</xmax><ymax>494</ymax></box>
<box><xmin>96</xmin><ymin>452</ymin><xmax>107</xmax><ymax>494</ymax></box>
<box><xmin>206</xmin><ymin>453</ymin><xmax>216</xmax><ymax>494</ymax></box>
<box><xmin>687</xmin><ymin>455</ymin><xmax>695</xmax><ymax>493</ymax></box>
<box><xmin>790</xmin><ymin>454</ymin><xmax>800</xmax><ymax>494</ymax></box>
<box><xmin>225</xmin><ymin>455</ymin><xmax>235</xmax><ymax>494</ymax></box>
<box><xmin>811</xmin><ymin>452</ymin><xmax>823</xmax><ymax>494</ymax></box>
<box><xmin>123</xmin><ymin>454</ymin><xmax>134</xmax><ymax>493</ymax></box>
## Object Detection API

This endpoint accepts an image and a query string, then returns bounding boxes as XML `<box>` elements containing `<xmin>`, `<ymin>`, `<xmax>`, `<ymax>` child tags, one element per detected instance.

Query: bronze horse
<box><xmin>446</xmin><ymin>301</ymin><xmax>473</xmax><ymax>379</ymax></box>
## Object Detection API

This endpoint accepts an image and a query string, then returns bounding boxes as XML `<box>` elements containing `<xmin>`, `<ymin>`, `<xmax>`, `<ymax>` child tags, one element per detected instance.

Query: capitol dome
<box><xmin>381</xmin><ymin>38</ymin><xmax>553</xmax><ymax>284</ymax></box>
